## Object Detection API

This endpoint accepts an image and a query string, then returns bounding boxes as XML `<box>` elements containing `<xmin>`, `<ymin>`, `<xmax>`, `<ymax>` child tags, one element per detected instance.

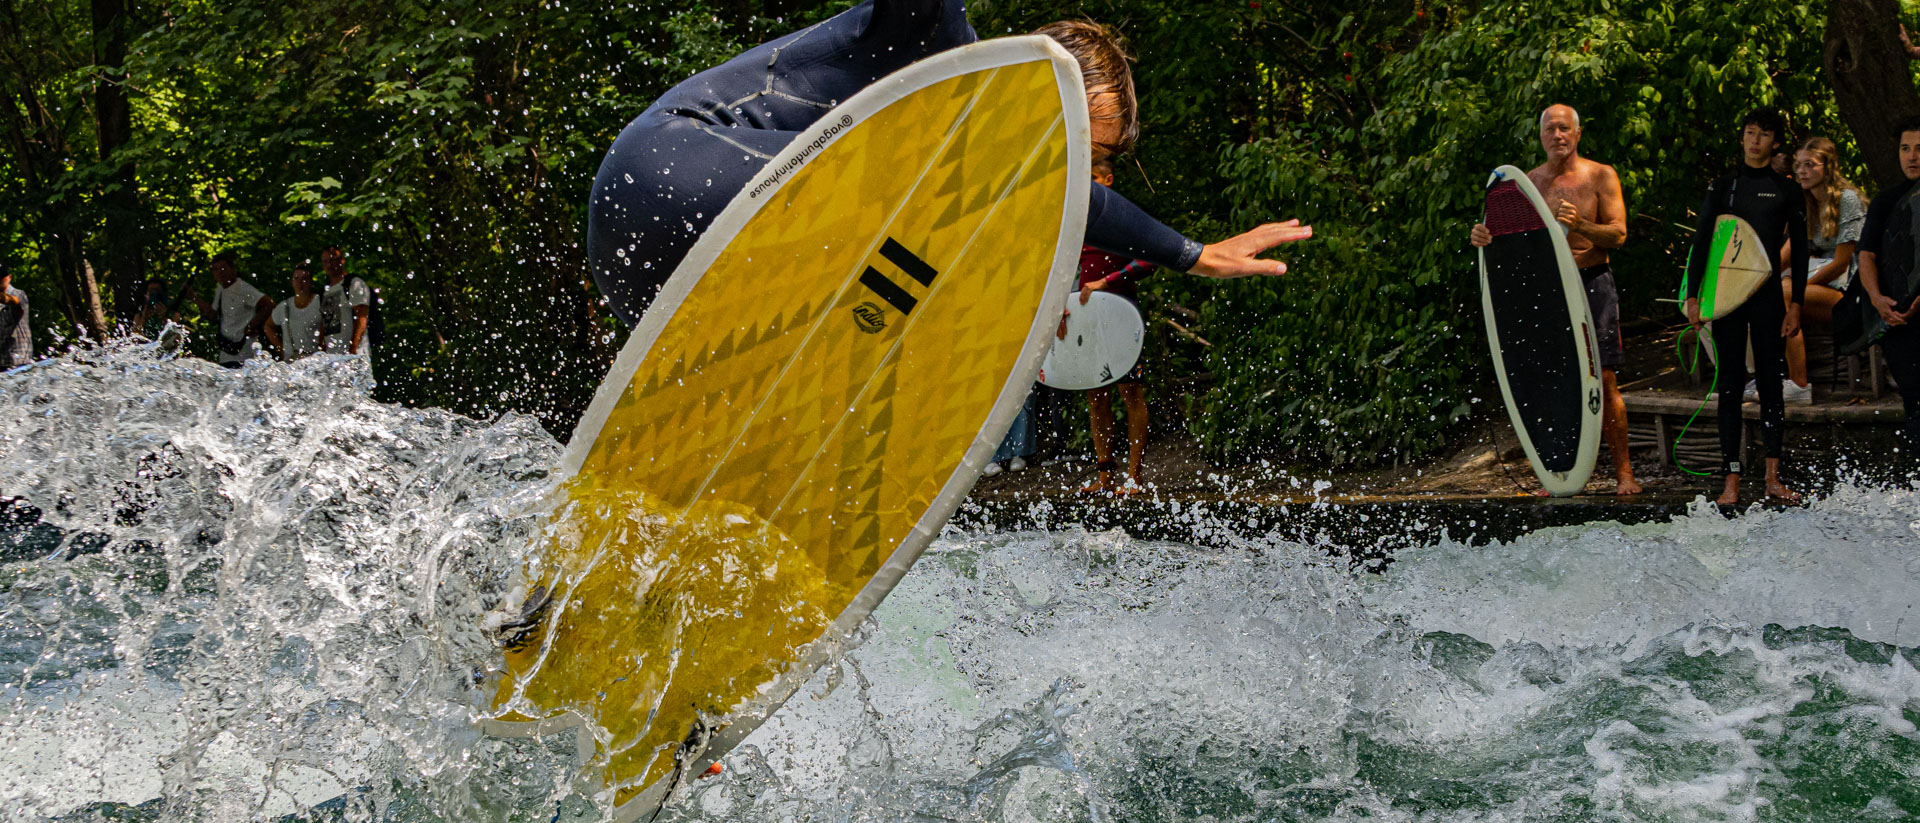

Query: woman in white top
<box><xmin>1784</xmin><ymin>137</ymin><xmax>1866</xmax><ymax>399</ymax></box>
<box><xmin>265</xmin><ymin>264</ymin><xmax>326</xmax><ymax>360</ymax></box>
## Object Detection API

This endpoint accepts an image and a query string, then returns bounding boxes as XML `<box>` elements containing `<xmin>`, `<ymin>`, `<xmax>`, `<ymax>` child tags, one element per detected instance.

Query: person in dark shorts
<box><xmin>1471</xmin><ymin>104</ymin><xmax>1638</xmax><ymax>495</ymax></box>
<box><xmin>1076</xmin><ymin>159</ymin><xmax>1154</xmax><ymax>494</ymax></box>
<box><xmin>1683</xmin><ymin>107</ymin><xmax>1808</xmax><ymax>506</ymax></box>
<box><xmin>586</xmin><ymin>1</ymin><xmax>1312</xmax><ymax>329</ymax></box>
<box><xmin>1854</xmin><ymin>115</ymin><xmax>1920</xmax><ymax>467</ymax></box>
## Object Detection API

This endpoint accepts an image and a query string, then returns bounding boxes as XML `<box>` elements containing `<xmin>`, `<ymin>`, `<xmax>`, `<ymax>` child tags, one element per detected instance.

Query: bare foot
<box><xmin>1079</xmin><ymin>473</ymin><xmax>1112</xmax><ymax>495</ymax></box>
<box><xmin>1113</xmin><ymin>476</ymin><xmax>1145</xmax><ymax>497</ymax></box>
<box><xmin>1764</xmin><ymin>479</ymin><xmax>1802</xmax><ymax>505</ymax></box>
<box><xmin>1615</xmin><ymin>475</ymin><xmax>1643</xmax><ymax>496</ymax></box>
<box><xmin>1716</xmin><ymin>475</ymin><xmax>1740</xmax><ymax>507</ymax></box>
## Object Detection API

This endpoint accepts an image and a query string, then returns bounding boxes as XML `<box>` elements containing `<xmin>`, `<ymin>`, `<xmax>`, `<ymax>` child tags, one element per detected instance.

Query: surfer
<box><xmin>1469</xmin><ymin>104</ymin><xmax>1640</xmax><ymax>495</ymax></box>
<box><xmin>1682</xmin><ymin>108</ymin><xmax>1807</xmax><ymax>506</ymax></box>
<box><xmin>1854</xmin><ymin>116</ymin><xmax>1920</xmax><ymax>464</ymax></box>
<box><xmin>585</xmin><ymin>1</ymin><xmax>1311</xmax><ymax>327</ymax></box>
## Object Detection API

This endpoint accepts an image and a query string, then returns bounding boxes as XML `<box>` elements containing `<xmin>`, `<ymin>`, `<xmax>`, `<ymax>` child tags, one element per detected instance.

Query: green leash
<box><xmin>1671</xmin><ymin>325</ymin><xmax>1718</xmax><ymax>477</ymax></box>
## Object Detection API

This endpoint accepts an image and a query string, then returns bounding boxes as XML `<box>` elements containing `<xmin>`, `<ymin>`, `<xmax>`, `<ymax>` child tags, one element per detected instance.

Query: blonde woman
<box><xmin>1782</xmin><ymin>137</ymin><xmax>1865</xmax><ymax>402</ymax></box>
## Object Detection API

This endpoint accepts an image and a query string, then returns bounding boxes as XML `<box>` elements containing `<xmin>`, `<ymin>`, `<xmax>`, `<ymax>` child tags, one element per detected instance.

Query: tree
<box><xmin>0</xmin><ymin>0</ymin><xmax>110</xmax><ymax>340</ymax></box>
<box><xmin>92</xmin><ymin>0</ymin><xmax>144</xmax><ymax>313</ymax></box>
<box><xmin>1823</xmin><ymin>0</ymin><xmax>1920</xmax><ymax>190</ymax></box>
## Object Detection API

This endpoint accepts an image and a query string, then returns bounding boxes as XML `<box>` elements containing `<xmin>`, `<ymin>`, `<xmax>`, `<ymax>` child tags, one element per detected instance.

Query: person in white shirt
<box><xmin>190</xmin><ymin>251</ymin><xmax>273</xmax><ymax>367</ymax></box>
<box><xmin>318</xmin><ymin>245</ymin><xmax>372</xmax><ymax>358</ymax></box>
<box><xmin>265</xmin><ymin>263</ymin><xmax>326</xmax><ymax>360</ymax></box>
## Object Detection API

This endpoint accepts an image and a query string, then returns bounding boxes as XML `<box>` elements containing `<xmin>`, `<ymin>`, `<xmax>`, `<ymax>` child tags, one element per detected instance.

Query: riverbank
<box><xmin>963</xmin><ymin>322</ymin><xmax>1914</xmax><ymax>549</ymax></box>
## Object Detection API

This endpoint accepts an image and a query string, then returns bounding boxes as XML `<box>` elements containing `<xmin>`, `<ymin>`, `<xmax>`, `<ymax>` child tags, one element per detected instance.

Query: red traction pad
<box><xmin>1485</xmin><ymin>180</ymin><xmax>1546</xmax><ymax>236</ymax></box>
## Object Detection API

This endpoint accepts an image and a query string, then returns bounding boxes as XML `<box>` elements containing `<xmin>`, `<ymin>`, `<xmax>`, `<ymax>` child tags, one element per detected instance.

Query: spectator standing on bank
<box><xmin>318</xmin><ymin>245</ymin><xmax>373</xmax><ymax>359</ymax></box>
<box><xmin>1079</xmin><ymin>159</ymin><xmax>1155</xmax><ymax>495</ymax></box>
<box><xmin>190</xmin><ymin>251</ymin><xmax>273</xmax><ymax>367</ymax></box>
<box><xmin>0</xmin><ymin>262</ymin><xmax>31</xmax><ymax>369</ymax></box>
<box><xmin>130</xmin><ymin>278</ymin><xmax>181</xmax><ymax>339</ymax></box>
<box><xmin>1683</xmin><ymin>108</ymin><xmax>1807</xmax><ymax>506</ymax></box>
<box><xmin>265</xmin><ymin>263</ymin><xmax>326</xmax><ymax>360</ymax></box>
<box><xmin>1855</xmin><ymin>115</ymin><xmax>1920</xmax><ymax>464</ymax></box>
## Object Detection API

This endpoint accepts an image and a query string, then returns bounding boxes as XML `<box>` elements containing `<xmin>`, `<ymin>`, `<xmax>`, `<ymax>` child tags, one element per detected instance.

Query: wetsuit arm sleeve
<box><xmin>1683</xmin><ymin>180</ymin><xmax>1722</xmax><ymax>300</ymax></box>
<box><xmin>1858</xmin><ymin>189</ymin><xmax>1894</xmax><ymax>258</ymax></box>
<box><xmin>1087</xmin><ymin>182</ymin><xmax>1205</xmax><ymax>273</ymax></box>
<box><xmin>1788</xmin><ymin>188</ymin><xmax>1809</xmax><ymax>305</ymax></box>
<box><xmin>862</xmin><ymin>0</ymin><xmax>970</xmax><ymax>43</ymax></box>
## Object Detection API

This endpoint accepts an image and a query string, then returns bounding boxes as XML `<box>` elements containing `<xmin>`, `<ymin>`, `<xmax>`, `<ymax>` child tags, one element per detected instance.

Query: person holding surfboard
<box><xmin>1682</xmin><ymin>108</ymin><xmax>1808</xmax><ymax>506</ymax></box>
<box><xmin>1077</xmin><ymin>159</ymin><xmax>1155</xmax><ymax>495</ymax></box>
<box><xmin>1470</xmin><ymin>104</ymin><xmax>1640</xmax><ymax>495</ymax></box>
<box><xmin>1853</xmin><ymin>116</ymin><xmax>1920</xmax><ymax>462</ymax></box>
<box><xmin>584</xmin><ymin>1</ymin><xmax>1312</xmax><ymax>329</ymax></box>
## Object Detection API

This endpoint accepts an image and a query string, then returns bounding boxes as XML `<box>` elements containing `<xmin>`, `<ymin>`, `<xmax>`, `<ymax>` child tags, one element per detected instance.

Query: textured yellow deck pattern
<box><xmin>488</xmin><ymin>57</ymin><xmax>1070</xmax><ymax>807</ymax></box>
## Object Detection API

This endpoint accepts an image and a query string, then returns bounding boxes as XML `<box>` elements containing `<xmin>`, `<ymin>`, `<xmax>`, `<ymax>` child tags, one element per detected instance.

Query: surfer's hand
<box><xmin>1057</xmin><ymin>314</ymin><xmax>1069</xmax><ymax>340</ymax></box>
<box><xmin>1781</xmin><ymin>303</ymin><xmax>1801</xmax><ymax>339</ymax></box>
<box><xmin>1683</xmin><ymin>298</ymin><xmax>1702</xmax><ymax>327</ymax></box>
<box><xmin>1469</xmin><ymin>224</ymin><xmax>1492</xmax><ymax>247</ymax></box>
<box><xmin>1874</xmin><ymin>293</ymin><xmax>1904</xmax><ymax>326</ymax></box>
<box><xmin>1190</xmin><ymin>220</ymin><xmax>1313</xmax><ymax>278</ymax></box>
<box><xmin>1079</xmin><ymin>280</ymin><xmax>1105</xmax><ymax>304</ymax></box>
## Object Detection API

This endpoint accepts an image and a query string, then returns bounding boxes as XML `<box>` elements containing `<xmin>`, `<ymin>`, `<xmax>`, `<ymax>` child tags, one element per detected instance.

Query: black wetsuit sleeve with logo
<box><xmin>1682</xmin><ymin>165</ymin><xmax>1807</xmax><ymax>304</ymax></box>
<box><xmin>587</xmin><ymin>0</ymin><xmax>1204</xmax><ymax>325</ymax></box>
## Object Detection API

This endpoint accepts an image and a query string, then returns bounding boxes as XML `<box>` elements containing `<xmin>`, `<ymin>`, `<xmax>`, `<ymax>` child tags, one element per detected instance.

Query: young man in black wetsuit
<box><xmin>1854</xmin><ymin>115</ymin><xmax>1920</xmax><ymax>466</ymax></box>
<box><xmin>1683</xmin><ymin>108</ymin><xmax>1808</xmax><ymax>506</ymax></box>
<box><xmin>586</xmin><ymin>3</ymin><xmax>1311</xmax><ymax>328</ymax></box>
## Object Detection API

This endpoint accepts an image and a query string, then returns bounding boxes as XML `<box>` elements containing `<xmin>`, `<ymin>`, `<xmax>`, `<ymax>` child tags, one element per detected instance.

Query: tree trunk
<box><xmin>1824</xmin><ymin>0</ymin><xmax>1920</xmax><ymax>190</ymax></box>
<box><xmin>44</xmin><ymin>228</ymin><xmax>108</xmax><ymax>343</ymax></box>
<box><xmin>92</xmin><ymin>0</ymin><xmax>144</xmax><ymax>315</ymax></box>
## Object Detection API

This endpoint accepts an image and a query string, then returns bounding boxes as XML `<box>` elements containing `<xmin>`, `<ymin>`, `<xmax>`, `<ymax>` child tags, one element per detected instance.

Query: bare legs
<box><xmin>1718</xmin><ymin>458</ymin><xmax>1802</xmax><ymax>506</ymax></box>
<box><xmin>1601</xmin><ymin>369</ymin><xmax>1641</xmax><ymax>495</ymax></box>
<box><xmin>1082</xmin><ymin>383</ymin><xmax>1148</xmax><ymax>495</ymax></box>
<box><xmin>1782</xmin><ymin>281</ymin><xmax>1842</xmax><ymax>387</ymax></box>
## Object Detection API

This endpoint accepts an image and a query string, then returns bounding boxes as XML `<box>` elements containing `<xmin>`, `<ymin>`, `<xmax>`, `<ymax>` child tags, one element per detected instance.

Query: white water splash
<box><xmin>1</xmin><ymin>343</ymin><xmax>1917</xmax><ymax>823</ymax></box>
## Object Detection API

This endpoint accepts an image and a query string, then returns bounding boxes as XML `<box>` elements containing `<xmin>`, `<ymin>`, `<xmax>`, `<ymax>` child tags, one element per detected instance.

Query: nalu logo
<box><xmin>851</xmin><ymin>302</ymin><xmax>887</xmax><ymax>334</ymax></box>
<box><xmin>855</xmin><ymin>237</ymin><xmax>939</xmax><ymax>325</ymax></box>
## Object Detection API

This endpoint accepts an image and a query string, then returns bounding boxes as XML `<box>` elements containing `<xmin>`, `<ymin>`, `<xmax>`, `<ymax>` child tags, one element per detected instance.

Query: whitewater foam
<box><xmin>1</xmin><ymin>343</ymin><xmax>1916</xmax><ymax>822</ymax></box>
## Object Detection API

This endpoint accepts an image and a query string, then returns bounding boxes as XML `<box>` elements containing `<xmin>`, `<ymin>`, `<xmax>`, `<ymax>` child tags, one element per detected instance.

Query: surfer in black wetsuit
<box><xmin>1855</xmin><ymin>116</ymin><xmax>1920</xmax><ymax>465</ymax></box>
<box><xmin>587</xmin><ymin>1</ymin><xmax>1311</xmax><ymax>326</ymax></box>
<box><xmin>1683</xmin><ymin>108</ymin><xmax>1808</xmax><ymax>506</ymax></box>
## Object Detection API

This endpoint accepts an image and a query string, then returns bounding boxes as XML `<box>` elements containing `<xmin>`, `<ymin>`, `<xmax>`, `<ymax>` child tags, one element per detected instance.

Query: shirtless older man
<box><xmin>1471</xmin><ymin>104</ymin><xmax>1641</xmax><ymax>495</ymax></box>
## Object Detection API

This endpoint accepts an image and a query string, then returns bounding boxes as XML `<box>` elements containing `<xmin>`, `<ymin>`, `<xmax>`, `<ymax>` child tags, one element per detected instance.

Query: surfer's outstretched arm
<box><xmin>1085</xmin><ymin>182</ymin><xmax>1310</xmax><ymax>278</ymax></box>
<box><xmin>1188</xmin><ymin>220</ymin><xmax>1315</xmax><ymax>278</ymax></box>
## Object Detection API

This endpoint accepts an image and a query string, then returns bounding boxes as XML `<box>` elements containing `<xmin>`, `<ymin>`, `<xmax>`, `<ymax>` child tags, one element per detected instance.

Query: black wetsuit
<box><xmin>1684</xmin><ymin>163</ymin><xmax>1808</xmax><ymax>475</ymax></box>
<box><xmin>587</xmin><ymin>0</ymin><xmax>1205</xmax><ymax>326</ymax></box>
<box><xmin>1858</xmin><ymin>177</ymin><xmax>1920</xmax><ymax>459</ymax></box>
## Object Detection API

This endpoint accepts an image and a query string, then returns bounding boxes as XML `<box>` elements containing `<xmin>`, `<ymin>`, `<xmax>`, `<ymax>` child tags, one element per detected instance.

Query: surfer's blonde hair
<box><xmin>1034</xmin><ymin>20</ymin><xmax>1138</xmax><ymax>157</ymax></box>
<box><xmin>1795</xmin><ymin>137</ymin><xmax>1860</xmax><ymax>240</ymax></box>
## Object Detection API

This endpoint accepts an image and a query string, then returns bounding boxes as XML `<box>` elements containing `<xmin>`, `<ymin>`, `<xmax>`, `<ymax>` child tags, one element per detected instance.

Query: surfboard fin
<box><xmin>648</xmin><ymin>713</ymin><xmax>721</xmax><ymax>822</ymax></box>
<box><xmin>496</xmin><ymin>584</ymin><xmax>552</xmax><ymax>652</ymax></box>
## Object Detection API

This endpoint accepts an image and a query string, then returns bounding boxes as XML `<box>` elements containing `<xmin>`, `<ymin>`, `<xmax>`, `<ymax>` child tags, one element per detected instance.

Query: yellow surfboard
<box><xmin>480</xmin><ymin>37</ymin><xmax>1090</xmax><ymax>821</ymax></box>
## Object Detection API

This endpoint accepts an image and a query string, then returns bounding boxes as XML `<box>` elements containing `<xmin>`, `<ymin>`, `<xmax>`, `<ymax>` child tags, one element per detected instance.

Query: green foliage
<box><xmin>1127</xmin><ymin>0</ymin><xmax>1842</xmax><ymax>465</ymax></box>
<box><xmin>0</xmin><ymin>0</ymin><xmax>1870</xmax><ymax>465</ymax></box>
